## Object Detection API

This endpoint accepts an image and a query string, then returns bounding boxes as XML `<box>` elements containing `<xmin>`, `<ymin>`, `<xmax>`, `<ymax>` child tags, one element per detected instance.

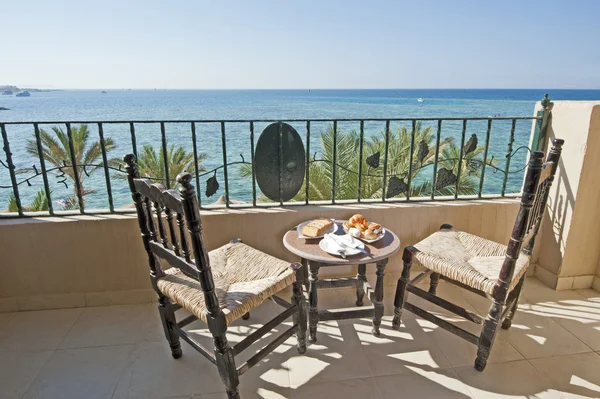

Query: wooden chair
<box><xmin>124</xmin><ymin>154</ymin><xmax>307</xmax><ymax>399</ymax></box>
<box><xmin>391</xmin><ymin>138</ymin><xmax>564</xmax><ymax>372</ymax></box>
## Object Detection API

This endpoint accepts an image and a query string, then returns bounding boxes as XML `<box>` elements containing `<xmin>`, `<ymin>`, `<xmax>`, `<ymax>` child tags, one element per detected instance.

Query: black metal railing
<box><xmin>0</xmin><ymin>110</ymin><xmax>550</xmax><ymax>218</ymax></box>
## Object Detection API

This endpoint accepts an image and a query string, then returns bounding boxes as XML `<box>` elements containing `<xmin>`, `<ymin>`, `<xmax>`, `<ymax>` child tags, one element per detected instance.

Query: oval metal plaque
<box><xmin>255</xmin><ymin>123</ymin><xmax>306</xmax><ymax>202</ymax></box>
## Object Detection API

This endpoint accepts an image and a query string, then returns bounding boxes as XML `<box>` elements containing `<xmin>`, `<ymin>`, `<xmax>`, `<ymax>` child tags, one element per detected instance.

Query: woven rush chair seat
<box><xmin>157</xmin><ymin>241</ymin><xmax>295</xmax><ymax>325</ymax></box>
<box><xmin>412</xmin><ymin>228</ymin><xmax>530</xmax><ymax>295</ymax></box>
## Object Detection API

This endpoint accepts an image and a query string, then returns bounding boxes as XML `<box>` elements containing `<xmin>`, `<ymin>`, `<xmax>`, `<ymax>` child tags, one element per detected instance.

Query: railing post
<box><xmin>1</xmin><ymin>124</ymin><xmax>23</xmax><ymax>216</ymax></box>
<box><xmin>65</xmin><ymin>123</ymin><xmax>85</xmax><ymax>214</ymax></box>
<box><xmin>532</xmin><ymin>94</ymin><xmax>552</xmax><ymax>152</ymax></box>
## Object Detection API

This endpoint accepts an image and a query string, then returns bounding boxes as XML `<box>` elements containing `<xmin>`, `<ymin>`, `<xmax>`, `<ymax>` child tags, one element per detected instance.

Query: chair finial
<box><xmin>541</xmin><ymin>93</ymin><xmax>550</xmax><ymax>109</ymax></box>
<box><xmin>176</xmin><ymin>172</ymin><xmax>195</xmax><ymax>196</ymax></box>
<box><xmin>177</xmin><ymin>172</ymin><xmax>193</xmax><ymax>185</ymax></box>
<box><xmin>123</xmin><ymin>153</ymin><xmax>136</xmax><ymax>166</ymax></box>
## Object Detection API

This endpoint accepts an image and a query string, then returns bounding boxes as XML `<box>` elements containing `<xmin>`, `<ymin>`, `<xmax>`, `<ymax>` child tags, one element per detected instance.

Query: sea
<box><xmin>1</xmin><ymin>89</ymin><xmax>599</xmax><ymax>211</ymax></box>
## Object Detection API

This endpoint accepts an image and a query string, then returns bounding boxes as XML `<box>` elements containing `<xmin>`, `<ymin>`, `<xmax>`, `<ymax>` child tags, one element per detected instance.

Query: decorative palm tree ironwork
<box><xmin>239</xmin><ymin>123</ymin><xmax>491</xmax><ymax>202</ymax></box>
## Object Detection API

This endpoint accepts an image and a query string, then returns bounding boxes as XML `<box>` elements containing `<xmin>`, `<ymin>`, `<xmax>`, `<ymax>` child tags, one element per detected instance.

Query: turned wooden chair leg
<box><xmin>209</xmin><ymin>313</ymin><xmax>240</xmax><ymax>399</ymax></box>
<box><xmin>475</xmin><ymin>299</ymin><xmax>503</xmax><ymax>371</ymax></box>
<box><xmin>157</xmin><ymin>297</ymin><xmax>182</xmax><ymax>359</ymax></box>
<box><xmin>502</xmin><ymin>275</ymin><xmax>525</xmax><ymax>330</ymax></box>
<box><xmin>429</xmin><ymin>272</ymin><xmax>440</xmax><ymax>295</ymax></box>
<box><xmin>392</xmin><ymin>247</ymin><xmax>414</xmax><ymax>330</ymax></box>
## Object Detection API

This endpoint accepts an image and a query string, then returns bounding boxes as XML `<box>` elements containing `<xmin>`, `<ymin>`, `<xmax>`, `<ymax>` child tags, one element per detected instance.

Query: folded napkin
<box><xmin>326</xmin><ymin>233</ymin><xmax>359</xmax><ymax>247</ymax></box>
<box><xmin>323</xmin><ymin>234</ymin><xmax>360</xmax><ymax>258</ymax></box>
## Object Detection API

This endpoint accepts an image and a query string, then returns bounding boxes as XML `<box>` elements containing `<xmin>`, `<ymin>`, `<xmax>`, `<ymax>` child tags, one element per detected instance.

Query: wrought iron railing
<box><xmin>1</xmin><ymin>106</ymin><xmax>550</xmax><ymax>218</ymax></box>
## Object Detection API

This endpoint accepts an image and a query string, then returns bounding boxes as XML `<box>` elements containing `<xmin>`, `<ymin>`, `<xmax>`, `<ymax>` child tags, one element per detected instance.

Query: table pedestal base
<box><xmin>307</xmin><ymin>259</ymin><xmax>387</xmax><ymax>342</ymax></box>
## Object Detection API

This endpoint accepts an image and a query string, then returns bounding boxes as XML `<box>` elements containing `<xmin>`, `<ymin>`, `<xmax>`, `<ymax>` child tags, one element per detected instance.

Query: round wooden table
<box><xmin>283</xmin><ymin>221</ymin><xmax>401</xmax><ymax>341</ymax></box>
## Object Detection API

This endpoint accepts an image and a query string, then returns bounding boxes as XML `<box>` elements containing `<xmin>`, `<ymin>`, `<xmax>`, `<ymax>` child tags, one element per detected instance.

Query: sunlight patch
<box><xmin>526</xmin><ymin>334</ymin><xmax>547</xmax><ymax>345</ymax></box>
<box><xmin>405</xmin><ymin>365</ymin><xmax>467</xmax><ymax>394</ymax></box>
<box><xmin>388</xmin><ymin>350</ymin><xmax>440</xmax><ymax>368</ymax></box>
<box><xmin>510</xmin><ymin>324</ymin><xmax>530</xmax><ymax>330</ymax></box>
<box><xmin>256</xmin><ymin>388</ymin><xmax>288</xmax><ymax>399</ymax></box>
<box><xmin>570</xmin><ymin>375</ymin><xmax>600</xmax><ymax>393</ymax></box>
<box><xmin>259</xmin><ymin>365</ymin><xmax>291</xmax><ymax>387</ymax></box>
<box><xmin>286</xmin><ymin>357</ymin><xmax>329</xmax><ymax>386</ymax></box>
<box><xmin>354</xmin><ymin>322</ymin><xmax>413</xmax><ymax>341</ymax></box>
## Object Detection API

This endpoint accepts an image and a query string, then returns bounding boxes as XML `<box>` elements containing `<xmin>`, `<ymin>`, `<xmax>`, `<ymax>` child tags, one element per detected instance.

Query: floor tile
<box><xmin>376</xmin><ymin>367</ymin><xmax>473</xmax><ymax>398</ymax></box>
<box><xmin>528</xmin><ymin>296</ymin><xmax>600</xmax><ymax>351</ymax></box>
<box><xmin>289</xmin><ymin>377</ymin><xmax>383</xmax><ymax>399</ymax></box>
<box><xmin>351</xmin><ymin>316</ymin><xmax>453</xmax><ymax>377</ymax></box>
<box><xmin>135</xmin><ymin>304</ymin><xmax>167</xmax><ymax>343</ymax></box>
<box><xmin>505</xmin><ymin>305</ymin><xmax>593</xmax><ymax>359</ymax></box>
<box><xmin>59</xmin><ymin>304</ymin><xmax>152</xmax><ymax>349</ymax></box>
<box><xmin>529</xmin><ymin>352</ymin><xmax>600</xmax><ymax>399</ymax></box>
<box><xmin>0</xmin><ymin>308</ymin><xmax>83</xmax><ymax>352</ymax></box>
<box><xmin>0</xmin><ymin>312</ymin><xmax>16</xmax><ymax>330</ymax></box>
<box><xmin>286</xmin><ymin>321</ymin><xmax>372</xmax><ymax>388</ymax></box>
<box><xmin>431</xmin><ymin>324</ymin><xmax>524</xmax><ymax>367</ymax></box>
<box><xmin>112</xmin><ymin>342</ymin><xmax>225</xmax><ymax>398</ymax></box>
<box><xmin>23</xmin><ymin>344</ymin><xmax>133</xmax><ymax>399</ymax></box>
<box><xmin>0</xmin><ymin>350</ymin><xmax>53</xmax><ymax>399</ymax></box>
<box><xmin>521</xmin><ymin>278</ymin><xmax>585</xmax><ymax>304</ymax></box>
<box><xmin>455</xmin><ymin>360</ymin><xmax>565</xmax><ymax>398</ymax></box>
<box><xmin>201</xmin><ymin>388</ymin><xmax>292</xmax><ymax>399</ymax></box>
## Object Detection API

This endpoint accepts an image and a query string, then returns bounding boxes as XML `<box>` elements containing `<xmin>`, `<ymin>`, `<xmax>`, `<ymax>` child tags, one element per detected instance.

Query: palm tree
<box><xmin>133</xmin><ymin>143</ymin><xmax>206</xmax><ymax>187</ymax></box>
<box><xmin>240</xmin><ymin>123</ymin><xmax>489</xmax><ymax>202</ymax></box>
<box><xmin>26</xmin><ymin>124</ymin><xmax>116</xmax><ymax>205</ymax></box>
<box><xmin>8</xmin><ymin>189</ymin><xmax>49</xmax><ymax>212</ymax></box>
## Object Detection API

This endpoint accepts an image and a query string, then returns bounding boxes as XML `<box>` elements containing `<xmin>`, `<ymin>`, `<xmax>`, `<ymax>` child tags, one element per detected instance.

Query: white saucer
<box><xmin>319</xmin><ymin>235</ymin><xmax>365</xmax><ymax>257</ymax></box>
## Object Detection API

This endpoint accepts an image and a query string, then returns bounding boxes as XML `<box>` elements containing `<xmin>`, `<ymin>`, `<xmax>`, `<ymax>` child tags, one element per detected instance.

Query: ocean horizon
<box><xmin>2</xmin><ymin>88</ymin><xmax>599</xmax><ymax>211</ymax></box>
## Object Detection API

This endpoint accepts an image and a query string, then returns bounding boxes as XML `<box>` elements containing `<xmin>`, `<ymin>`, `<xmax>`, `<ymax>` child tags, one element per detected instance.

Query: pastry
<box><xmin>369</xmin><ymin>223</ymin><xmax>382</xmax><ymax>235</ymax></box>
<box><xmin>363</xmin><ymin>227</ymin><xmax>378</xmax><ymax>240</ymax></box>
<box><xmin>348</xmin><ymin>214</ymin><xmax>366</xmax><ymax>227</ymax></box>
<box><xmin>358</xmin><ymin>220</ymin><xmax>369</xmax><ymax>232</ymax></box>
<box><xmin>301</xmin><ymin>218</ymin><xmax>333</xmax><ymax>237</ymax></box>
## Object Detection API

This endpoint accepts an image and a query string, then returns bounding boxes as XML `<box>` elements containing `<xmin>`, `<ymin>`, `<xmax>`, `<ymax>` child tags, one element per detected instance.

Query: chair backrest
<box><xmin>123</xmin><ymin>154</ymin><xmax>222</xmax><ymax>317</ymax></box>
<box><xmin>495</xmin><ymin>138</ymin><xmax>564</xmax><ymax>298</ymax></box>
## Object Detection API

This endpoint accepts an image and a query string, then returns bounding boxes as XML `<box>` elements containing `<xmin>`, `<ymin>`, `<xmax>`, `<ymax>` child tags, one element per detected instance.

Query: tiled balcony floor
<box><xmin>1</xmin><ymin>278</ymin><xmax>600</xmax><ymax>399</ymax></box>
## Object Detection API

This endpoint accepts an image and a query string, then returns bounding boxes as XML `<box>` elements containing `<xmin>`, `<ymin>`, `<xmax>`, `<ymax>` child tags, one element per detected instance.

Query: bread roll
<box><xmin>363</xmin><ymin>227</ymin><xmax>378</xmax><ymax>240</ymax></box>
<box><xmin>369</xmin><ymin>223</ymin><xmax>382</xmax><ymax>234</ymax></box>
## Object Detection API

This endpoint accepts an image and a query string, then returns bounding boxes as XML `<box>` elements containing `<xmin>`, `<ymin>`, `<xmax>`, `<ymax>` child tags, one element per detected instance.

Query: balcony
<box><xmin>1</xmin><ymin>99</ymin><xmax>600</xmax><ymax>398</ymax></box>
<box><xmin>0</xmin><ymin>280</ymin><xmax>599</xmax><ymax>398</ymax></box>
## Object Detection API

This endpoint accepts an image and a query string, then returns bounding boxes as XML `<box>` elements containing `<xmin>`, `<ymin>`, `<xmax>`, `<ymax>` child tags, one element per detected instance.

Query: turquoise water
<box><xmin>1</xmin><ymin>89</ymin><xmax>599</xmax><ymax>211</ymax></box>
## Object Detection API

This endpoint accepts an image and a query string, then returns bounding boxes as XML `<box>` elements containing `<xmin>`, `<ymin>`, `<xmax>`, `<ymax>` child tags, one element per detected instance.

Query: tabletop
<box><xmin>283</xmin><ymin>220</ymin><xmax>401</xmax><ymax>265</ymax></box>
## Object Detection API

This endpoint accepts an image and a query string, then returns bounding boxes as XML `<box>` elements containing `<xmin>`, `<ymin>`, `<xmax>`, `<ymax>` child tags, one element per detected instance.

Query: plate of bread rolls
<box><xmin>342</xmin><ymin>214</ymin><xmax>386</xmax><ymax>243</ymax></box>
<box><xmin>297</xmin><ymin>218</ymin><xmax>338</xmax><ymax>239</ymax></box>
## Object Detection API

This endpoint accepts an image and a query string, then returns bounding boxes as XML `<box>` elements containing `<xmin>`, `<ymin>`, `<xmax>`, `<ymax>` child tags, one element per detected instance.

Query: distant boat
<box><xmin>15</xmin><ymin>91</ymin><xmax>30</xmax><ymax>97</ymax></box>
<box><xmin>417</xmin><ymin>98</ymin><xmax>424</xmax><ymax>102</ymax></box>
<box><xmin>2</xmin><ymin>90</ymin><xmax>12</xmax><ymax>95</ymax></box>
<box><xmin>101</xmin><ymin>90</ymin><xmax>107</xmax><ymax>94</ymax></box>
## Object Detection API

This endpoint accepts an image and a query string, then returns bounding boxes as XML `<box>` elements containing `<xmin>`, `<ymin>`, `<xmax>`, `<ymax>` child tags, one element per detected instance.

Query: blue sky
<box><xmin>3</xmin><ymin>0</ymin><xmax>599</xmax><ymax>89</ymax></box>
